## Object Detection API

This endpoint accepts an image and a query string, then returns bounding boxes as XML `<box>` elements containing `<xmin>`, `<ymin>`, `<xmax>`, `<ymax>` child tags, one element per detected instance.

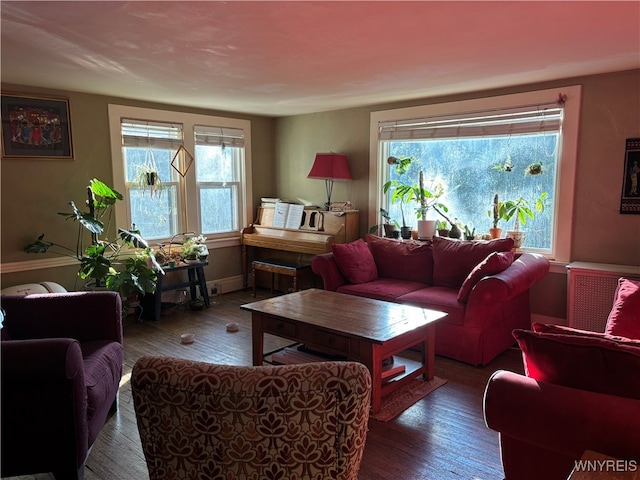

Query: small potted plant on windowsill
<box><xmin>369</xmin><ymin>208</ymin><xmax>400</xmax><ymax>238</ymax></box>
<box><xmin>488</xmin><ymin>193</ymin><xmax>503</xmax><ymax>239</ymax></box>
<box><xmin>499</xmin><ymin>192</ymin><xmax>547</xmax><ymax>249</ymax></box>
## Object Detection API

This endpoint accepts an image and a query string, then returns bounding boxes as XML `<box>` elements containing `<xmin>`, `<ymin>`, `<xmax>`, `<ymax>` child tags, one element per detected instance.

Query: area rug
<box><xmin>372</xmin><ymin>376</ymin><xmax>448</xmax><ymax>422</ymax></box>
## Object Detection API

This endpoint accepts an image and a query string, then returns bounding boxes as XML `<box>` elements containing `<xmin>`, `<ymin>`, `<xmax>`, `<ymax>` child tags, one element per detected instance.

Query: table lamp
<box><xmin>307</xmin><ymin>153</ymin><xmax>352</xmax><ymax>210</ymax></box>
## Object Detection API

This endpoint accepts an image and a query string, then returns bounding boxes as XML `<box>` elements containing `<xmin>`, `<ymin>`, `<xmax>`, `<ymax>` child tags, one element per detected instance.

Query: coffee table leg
<box><xmin>368</xmin><ymin>345</ymin><xmax>383</xmax><ymax>414</ymax></box>
<box><xmin>252</xmin><ymin>313</ymin><xmax>264</xmax><ymax>366</ymax></box>
<box><xmin>424</xmin><ymin>324</ymin><xmax>436</xmax><ymax>380</ymax></box>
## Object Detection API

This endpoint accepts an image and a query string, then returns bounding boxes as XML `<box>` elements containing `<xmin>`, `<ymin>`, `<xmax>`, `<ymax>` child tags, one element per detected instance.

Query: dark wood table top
<box><xmin>241</xmin><ymin>289</ymin><xmax>446</xmax><ymax>343</ymax></box>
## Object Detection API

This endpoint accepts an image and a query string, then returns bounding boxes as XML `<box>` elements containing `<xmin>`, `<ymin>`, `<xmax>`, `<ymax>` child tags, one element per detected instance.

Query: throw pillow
<box><xmin>457</xmin><ymin>251</ymin><xmax>515</xmax><ymax>303</ymax></box>
<box><xmin>513</xmin><ymin>329</ymin><xmax>640</xmax><ymax>400</ymax></box>
<box><xmin>432</xmin><ymin>236</ymin><xmax>514</xmax><ymax>289</ymax></box>
<box><xmin>331</xmin><ymin>239</ymin><xmax>378</xmax><ymax>285</ymax></box>
<box><xmin>365</xmin><ymin>234</ymin><xmax>433</xmax><ymax>284</ymax></box>
<box><xmin>605</xmin><ymin>277</ymin><xmax>640</xmax><ymax>340</ymax></box>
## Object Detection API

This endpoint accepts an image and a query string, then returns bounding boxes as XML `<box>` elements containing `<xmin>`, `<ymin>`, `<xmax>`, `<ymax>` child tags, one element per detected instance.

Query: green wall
<box><xmin>0</xmin><ymin>85</ymin><xmax>276</xmax><ymax>290</ymax></box>
<box><xmin>2</xmin><ymin>69</ymin><xmax>639</xmax><ymax>321</ymax></box>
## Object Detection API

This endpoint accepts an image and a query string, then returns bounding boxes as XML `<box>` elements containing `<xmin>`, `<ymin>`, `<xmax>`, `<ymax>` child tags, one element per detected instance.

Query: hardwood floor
<box><xmin>3</xmin><ymin>289</ymin><xmax>524</xmax><ymax>480</ymax></box>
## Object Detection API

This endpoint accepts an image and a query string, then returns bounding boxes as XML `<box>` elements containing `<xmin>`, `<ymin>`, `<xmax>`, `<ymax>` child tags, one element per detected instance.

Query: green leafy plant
<box><xmin>383</xmin><ymin>159</ymin><xmax>449</xmax><ymax>228</ymax></box>
<box><xmin>499</xmin><ymin>192</ymin><xmax>548</xmax><ymax>231</ymax></box>
<box><xmin>24</xmin><ymin>179</ymin><xmax>162</xmax><ymax>297</ymax></box>
<box><xmin>368</xmin><ymin>208</ymin><xmax>399</xmax><ymax>235</ymax></box>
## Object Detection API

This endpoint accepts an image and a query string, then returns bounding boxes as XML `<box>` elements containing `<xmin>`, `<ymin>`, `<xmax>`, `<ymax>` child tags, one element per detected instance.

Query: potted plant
<box><xmin>24</xmin><ymin>179</ymin><xmax>162</xmax><ymax>304</ymax></box>
<box><xmin>488</xmin><ymin>193</ymin><xmax>503</xmax><ymax>239</ymax></box>
<box><xmin>499</xmin><ymin>192</ymin><xmax>547</xmax><ymax>249</ymax></box>
<box><xmin>436</xmin><ymin>220</ymin><xmax>449</xmax><ymax>237</ymax></box>
<box><xmin>136</xmin><ymin>150</ymin><xmax>163</xmax><ymax>198</ymax></box>
<box><xmin>526</xmin><ymin>162</ymin><xmax>543</xmax><ymax>175</ymax></box>
<box><xmin>416</xmin><ymin>171</ymin><xmax>445</xmax><ymax>240</ymax></box>
<box><xmin>463</xmin><ymin>225</ymin><xmax>476</xmax><ymax>240</ymax></box>
<box><xmin>369</xmin><ymin>208</ymin><xmax>400</xmax><ymax>238</ymax></box>
<box><xmin>181</xmin><ymin>235</ymin><xmax>209</xmax><ymax>262</ymax></box>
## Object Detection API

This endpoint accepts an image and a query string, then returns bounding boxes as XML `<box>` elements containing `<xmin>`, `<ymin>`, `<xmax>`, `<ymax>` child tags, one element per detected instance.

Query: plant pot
<box><xmin>506</xmin><ymin>230</ymin><xmax>526</xmax><ymax>250</ymax></box>
<box><xmin>383</xmin><ymin>224</ymin><xmax>397</xmax><ymax>238</ymax></box>
<box><xmin>417</xmin><ymin>220</ymin><xmax>436</xmax><ymax>240</ymax></box>
<box><xmin>400</xmin><ymin>226</ymin><xmax>413</xmax><ymax>240</ymax></box>
<box><xmin>489</xmin><ymin>227</ymin><xmax>503</xmax><ymax>239</ymax></box>
<box><xmin>449</xmin><ymin>224</ymin><xmax>461</xmax><ymax>239</ymax></box>
<box><xmin>437</xmin><ymin>229</ymin><xmax>449</xmax><ymax>237</ymax></box>
<box><xmin>391</xmin><ymin>230</ymin><xmax>400</xmax><ymax>239</ymax></box>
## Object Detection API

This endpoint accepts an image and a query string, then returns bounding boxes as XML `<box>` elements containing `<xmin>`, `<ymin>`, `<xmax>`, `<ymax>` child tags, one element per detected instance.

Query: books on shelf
<box><xmin>272</xmin><ymin>201</ymin><xmax>305</xmax><ymax>229</ymax></box>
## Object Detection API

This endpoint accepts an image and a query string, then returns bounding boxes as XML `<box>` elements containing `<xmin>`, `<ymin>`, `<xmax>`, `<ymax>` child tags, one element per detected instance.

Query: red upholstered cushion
<box><xmin>605</xmin><ymin>277</ymin><xmax>640</xmax><ymax>339</ymax></box>
<box><xmin>533</xmin><ymin>322</ymin><xmax>640</xmax><ymax>346</ymax></box>
<box><xmin>331</xmin><ymin>239</ymin><xmax>378</xmax><ymax>285</ymax></box>
<box><xmin>365</xmin><ymin>234</ymin><xmax>433</xmax><ymax>284</ymax></box>
<box><xmin>457</xmin><ymin>251</ymin><xmax>514</xmax><ymax>303</ymax></box>
<box><xmin>432</xmin><ymin>237</ymin><xmax>514</xmax><ymax>289</ymax></box>
<box><xmin>513</xmin><ymin>329</ymin><xmax>640</xmax><ymax>400</ymax></box>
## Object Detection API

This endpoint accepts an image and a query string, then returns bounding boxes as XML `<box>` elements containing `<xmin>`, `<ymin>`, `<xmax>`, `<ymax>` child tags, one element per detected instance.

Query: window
<box><xmin>369</xmin><ymin>86</ymin><xmax>581</xmax><ymax>262</ymax></box>
<box><xmin>108</xmin><ymin>105</ymin><xmax>252</xmax><ymax>248</ymax></box>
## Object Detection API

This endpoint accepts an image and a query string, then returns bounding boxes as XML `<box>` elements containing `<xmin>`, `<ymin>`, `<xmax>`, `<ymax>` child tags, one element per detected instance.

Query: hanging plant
<box><xmin>136</xmin><ymin>149</ymin><xmax>163</xmax><ymax>198</ymax></box>
<box><xmin>526</xmin><ymin>162</ymin><xmax>543</xmax><ymax>175</ymax></box>
<box><xmin>493</xmin><ymin>155</ymin><xmax>514</xmax><ymax>172</ymax></box>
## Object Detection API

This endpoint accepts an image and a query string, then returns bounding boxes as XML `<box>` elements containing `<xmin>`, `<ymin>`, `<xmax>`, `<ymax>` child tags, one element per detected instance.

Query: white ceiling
<box><xmin>2</xmin><ymin>1</ymin><xmax>639</xmax><ymax>117</ymax></box>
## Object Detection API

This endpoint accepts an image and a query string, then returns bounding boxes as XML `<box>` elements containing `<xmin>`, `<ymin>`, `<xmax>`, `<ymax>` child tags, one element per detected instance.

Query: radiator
<box><xmin>567</xmin><ymin>262</ymin><xmax>640</xmax><ymax>332</ymax></box>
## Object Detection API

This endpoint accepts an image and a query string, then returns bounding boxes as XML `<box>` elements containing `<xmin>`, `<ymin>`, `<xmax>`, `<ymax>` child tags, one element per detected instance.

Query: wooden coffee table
<box><xmin>241</xmin><ymin>289</ymin><xmax>447</xmax><ymax>414</ymax></box>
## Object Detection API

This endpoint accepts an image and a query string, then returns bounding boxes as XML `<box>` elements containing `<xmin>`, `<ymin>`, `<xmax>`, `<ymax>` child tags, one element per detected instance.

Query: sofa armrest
<box><xmin>484</xmin><ymin>370</ymin><xmax>640</xmax><ymax>461</ymax></box>
<box><xmin>468</xmin><ymin>253</ymin><xmax>550</xmax><ymax>305</ymax></box>
<box><xmin>311</xmin><ymin>252</ymin><xmax>347</xmax><ymax>291</ymax></box>
<box><xmin>1</xmin><ymin>291</ymin><xmax>123</xmax><ymax>344</ymax></box>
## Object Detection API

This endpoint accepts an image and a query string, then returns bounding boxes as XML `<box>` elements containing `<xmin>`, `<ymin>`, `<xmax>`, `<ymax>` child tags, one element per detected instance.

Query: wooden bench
<box><xmin>252</xmin><ymin>258</ymin><xmax>311</xmax><ymax>297</ymax></box>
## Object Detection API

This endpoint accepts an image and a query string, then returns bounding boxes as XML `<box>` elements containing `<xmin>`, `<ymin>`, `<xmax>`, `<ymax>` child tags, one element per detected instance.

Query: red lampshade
<box><xmin>307</xmin><ymin>153</ymin><xmax>352</xmax><ymax>181</ymax></box>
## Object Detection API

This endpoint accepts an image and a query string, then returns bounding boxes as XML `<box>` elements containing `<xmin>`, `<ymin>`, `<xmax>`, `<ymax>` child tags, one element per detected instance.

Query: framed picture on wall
<box><xmin>620</xmin><ymin>137</ymin><xmax>640</xmax><ymax>214</ymax></box>
<box><xmin>1</xmin><ymin>93</ymin><xmax>74</xmax><ymax>159</ymax></box>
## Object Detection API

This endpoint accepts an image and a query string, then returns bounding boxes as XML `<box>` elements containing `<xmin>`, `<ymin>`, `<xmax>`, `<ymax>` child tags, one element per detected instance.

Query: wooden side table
<box><xmin>251</xmin><ymin>258</ymin><xmax>311</xmax><ymax>297</ymax></box>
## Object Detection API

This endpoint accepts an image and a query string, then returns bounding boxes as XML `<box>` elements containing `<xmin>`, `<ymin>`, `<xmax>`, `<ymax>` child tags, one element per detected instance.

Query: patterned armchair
<box><xmin>132</xmin><ymin>356</ymin><xmax>372</xmax><ymax>480</ymax></box>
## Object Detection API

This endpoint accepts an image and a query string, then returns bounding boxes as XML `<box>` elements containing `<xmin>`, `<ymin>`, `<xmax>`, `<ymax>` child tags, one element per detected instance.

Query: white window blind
<box><xmin>378</xmin><ymin>104</ymin><xmax>563</xmax><ymax>141</ymax></box>
<box><xmin>121</xmin><ymin>119</ymin><xmax>184</xmax><ymax>148</ymax></box>
<box><xmin>194</xmin><ymin>125</ymin><xmax>244</xmax><ymax>148</ymax></box>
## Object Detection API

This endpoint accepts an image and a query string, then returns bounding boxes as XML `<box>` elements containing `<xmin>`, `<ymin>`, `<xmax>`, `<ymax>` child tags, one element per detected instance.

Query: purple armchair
<box><xmin>1</xmin><ymin>291</ymin><xmax>124</xmax><ymax>480</ymax></box>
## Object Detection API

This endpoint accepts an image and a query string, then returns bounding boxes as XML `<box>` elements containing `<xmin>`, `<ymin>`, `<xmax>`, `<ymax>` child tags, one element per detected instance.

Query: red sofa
<box><xmin>484</xmin><ymin>277</ymin><xmax>640</xmax><ymax>480</ymax></box>
<box><xmin>311</xmin><ymin>235</ymin><xmax>550</xmax><ymax>366</ymax></box>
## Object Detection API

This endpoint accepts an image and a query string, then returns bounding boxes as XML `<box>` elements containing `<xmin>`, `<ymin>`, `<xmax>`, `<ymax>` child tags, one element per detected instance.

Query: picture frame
<box><xmin>1</xmin><ymin>93</ymin><xmax>74</xmax><ymax>159</ymax></box>
<box><xmin>620</xmin><ymin>137</ymin><xmax>640</xmax><ymax>214</ymax></box>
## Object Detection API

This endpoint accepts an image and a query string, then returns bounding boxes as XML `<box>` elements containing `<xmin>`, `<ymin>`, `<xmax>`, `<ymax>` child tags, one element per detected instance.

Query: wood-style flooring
<box><xmin>3</xmin><ymin>288</ymin><xmax>524</xmax><ymax>480</ymax></box>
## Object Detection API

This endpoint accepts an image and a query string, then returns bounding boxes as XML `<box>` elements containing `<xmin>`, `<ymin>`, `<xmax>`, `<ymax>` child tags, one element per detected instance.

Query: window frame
<box><xmin>368</xmin><ymin>86</ymin><xmax>581</xmax><ymax>263</ymax></box>
<box><xmin>108</xmin><ymin>104</ymin><xmax>252</xmax><ymax>249</ymax></box>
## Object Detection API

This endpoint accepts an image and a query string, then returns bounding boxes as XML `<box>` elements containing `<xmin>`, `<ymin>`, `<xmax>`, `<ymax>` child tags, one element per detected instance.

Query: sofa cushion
<box><xmin>605</xmin><ymin>277</ymin><xmax>640</xmax><ymax>339</ymax></box>
<box><xmin>337</xmin><ymin>278</ymin><xmax>426</xmax><ymax>302</ymax></box>
<box><xmin>331</xmin><ymin>239</ymin><xmax>378</xmax><ymax>284</ymax></box>
<box><xmin>432</xmin><ymin>237</ymin><xmax>514</xmax><ymax>289</ymax></box>
<box><xmin>365</xmin><ymin>234</ymin><xmax>434</xmax><ymax>284</ymax></box>
<box><xmin>457</xmin><ymin>251</ymin><xmax>515</xmax><ymax>303</ymax></box>
<box><xmin>513</xmin><ymin>329</ymin><xmax>640</xmax><ymax>400</ymax></box>
<box><xmin>398</xmin><ymin>287</ymin><xmax>465</xmax><ymax>326</ymax></box>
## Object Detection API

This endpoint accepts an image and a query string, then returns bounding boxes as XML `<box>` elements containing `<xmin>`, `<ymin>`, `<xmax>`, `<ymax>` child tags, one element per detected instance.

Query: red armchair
<box><xmin>1</xmin><ymin>291</ymin><xmax>124</xmax><ymax>480</ymax></box>
<box><xmin>484</xmin><ymin>277</ymin><xmax>640</xmax><ymax>480</ymax></box>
